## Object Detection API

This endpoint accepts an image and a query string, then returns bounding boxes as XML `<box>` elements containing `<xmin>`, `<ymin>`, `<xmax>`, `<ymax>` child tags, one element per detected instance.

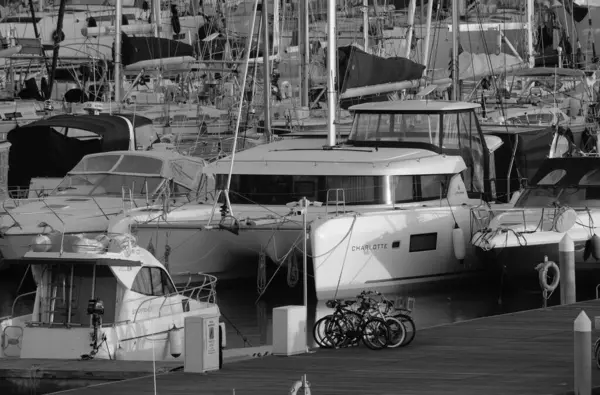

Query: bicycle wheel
<box><xmin>325</xmin><ymin>316</ymin><xmax>351</xmax><ymax>348</ymax></box>
<box><xmin>393</xmin><ymin>313</ymin><xmax>416</xmax><ymax>346</ymax></box>
<box><xmin>340</xmin><ymin>311</ymin><xmax>363</xmax><ymax>346</ymax></box>
<box><xmin>384</xmin><ymin>316</ymin><xmax>406</xmax><ymax>348</ymax></box>
<box><xmin>361</xmin><ymin>318</ymin><xmax>389</xmax><ymax>350</ymax></box>
<box><xmin>313</xmin><ymin>316</ymin><xmax>334</xmax><ymax>348</ymax></box>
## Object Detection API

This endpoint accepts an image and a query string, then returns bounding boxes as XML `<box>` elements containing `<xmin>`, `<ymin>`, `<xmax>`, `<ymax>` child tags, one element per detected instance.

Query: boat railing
<box><xmin>131</xmin><ymin>273</ymin><xmax>217</xmax><ymax>322</ymax></box>
<box><xmin>10</xmin><ymin>291</ymin><xmax>37</xmax><ymax>319</ymax></box>
<box><xmin>470</xmin><ymin>205</ymin><xmax>586</xmax><ymax>237</ymax></box>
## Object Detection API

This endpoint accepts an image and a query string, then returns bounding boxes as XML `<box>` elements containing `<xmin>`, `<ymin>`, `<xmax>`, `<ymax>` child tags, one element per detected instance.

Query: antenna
<box><xmin>152</xmin><ymin>337</ymin><xmax>157</xmax><ymax>395</ymax></box>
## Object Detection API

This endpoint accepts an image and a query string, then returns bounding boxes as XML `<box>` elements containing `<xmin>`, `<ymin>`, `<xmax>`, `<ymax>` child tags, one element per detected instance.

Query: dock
<box><xmin>8</xmin><ymin>299</ymin><xmax>600</xmax><ymax>395</ymax></box>
<box><xmin>0</xmin><ymin>347</ymin><xmax>271</xmax><ymax>395</ymax></box>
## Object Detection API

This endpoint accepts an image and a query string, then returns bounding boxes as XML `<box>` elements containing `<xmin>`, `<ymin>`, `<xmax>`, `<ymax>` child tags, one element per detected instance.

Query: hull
<box><xmin>310</xmin><ymin>204</ymin><xmax>489</xmax><ymax>300</ymax></box>
<box><xmin>471</xmin><ymin>207</ymin><xmax>600</xmax><ymax>286</ymax></box>
<box><xmin>0</xmin><ymin>307</ymin><xmax>220</xmax><ymax>361</ymax></box>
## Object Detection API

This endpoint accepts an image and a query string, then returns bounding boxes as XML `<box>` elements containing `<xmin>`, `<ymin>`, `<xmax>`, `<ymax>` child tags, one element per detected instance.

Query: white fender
<box><xmin>509</xmin><ymin>190</ymin><xmax>521</xmax><ymax>204</ymax></box>
<box><xmin>31</xmin><ymin>234</ymin><xmax>52</xmax><ymax>252</ymax></box>
<box><xmin>452</xmin><ymin>224</ymin><xmax>466</xmax><ymax>261</ymax></box>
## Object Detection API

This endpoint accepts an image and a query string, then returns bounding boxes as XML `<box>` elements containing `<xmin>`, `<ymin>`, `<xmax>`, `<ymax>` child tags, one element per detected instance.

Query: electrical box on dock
<box><xmin>184</xmin><ymin>314</ymin><xmax>220</xmax><ymax>373</ymax></box>
<box><xmin>272</xmin><ymin>305</ymin><xmax>307</xmax><ymax>356</ymax></box>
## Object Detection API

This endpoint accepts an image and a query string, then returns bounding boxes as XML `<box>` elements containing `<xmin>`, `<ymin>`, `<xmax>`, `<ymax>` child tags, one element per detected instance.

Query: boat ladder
<box><xmin>326</xmin><ymin>188</ymin><xmax>346</xmax><ymax>216</ymax></box>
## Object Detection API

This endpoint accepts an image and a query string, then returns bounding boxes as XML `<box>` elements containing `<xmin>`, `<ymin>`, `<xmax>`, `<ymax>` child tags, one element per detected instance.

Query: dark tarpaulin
<box><xmin>6</xmin><ymin>114</ymin><xmax>136</xmax><ymax>194</ymax></box>
<box><xmin>117</xmin><ymin>33</ymin><xmax>194</xmax><ymax>66</ymax></box>
<box><xmin>337</xmin><ymin>45</ymin><xmax>426</xmax><ymax>93</ymax></box>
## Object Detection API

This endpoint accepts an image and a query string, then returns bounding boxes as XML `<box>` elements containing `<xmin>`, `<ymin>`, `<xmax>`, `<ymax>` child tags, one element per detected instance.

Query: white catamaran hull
<box><xmin>310</xmin><ymin>206</ymin><xmax>488</xmax><ymax>300</ymax></box>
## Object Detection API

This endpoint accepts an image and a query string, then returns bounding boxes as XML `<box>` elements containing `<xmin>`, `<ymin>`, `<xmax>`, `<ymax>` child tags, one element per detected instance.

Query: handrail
<box><xmin>11</xmin><ymin>291</ymin><xmax>36</xmax><ymax>318</ymax></box>
<box><xmin>131</xmin><ymin>273</ymin><xmax>217</xmax><ymax>322</ymax></box>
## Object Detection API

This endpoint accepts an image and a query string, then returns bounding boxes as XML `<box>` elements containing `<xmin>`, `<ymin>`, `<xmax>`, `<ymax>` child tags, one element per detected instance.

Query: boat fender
<box><xmin>509</xmin><ymin>190</ymin><xmax>521</xmax><ymax>204</ymax></box>
<box><xmin>31</xmin><ymin>234</ymin><xmax>52</xmax><ymax>252</ymax></box>
<box><xmin>553</xmin><ymin>207</ymin><xmax>577</xmax><ymax>233</ymax></box>
<box><xmin>289</xmin><ymin>375</ymin><xmax>311</xmax><ymax>395</ymax></box>
<box><xmin>535</xmin><ymin>256</ymin><xmax>560</xmax><ymax>292</ymax></box>
<box><xmin>591</xmin><ymin>234</ymin><xmax>600</xmax><ymax>261</ymax></box>
<box><xmin>168</xmin><ymin>326</ymin><xmax>183</xmax><ymax>358</ymax></box>
<box><xmin>452</xmin><ymin>224</ymin><xmax>466</xmax><ymax>262</ymax></box>
<box><xmin>52</xmin><ymin>29</ymin><xmax>65</xmax><ymax>43</ymax></box>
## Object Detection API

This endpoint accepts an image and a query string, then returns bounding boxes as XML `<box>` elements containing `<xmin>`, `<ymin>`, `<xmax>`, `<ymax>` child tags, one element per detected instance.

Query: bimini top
<box><xmin>349</xmin><ymin>100</ymin><xmax>481</xmax><ymax>113</ymax></box>
<box><xmin>70</xmin><ymin>150</ymin><xmax>206</xmax><ymax>191</ymax></box>
<box><xmin>11</xmin><ymin>114</ymin><xmax>150</xmax><ymax>152</ymax></box>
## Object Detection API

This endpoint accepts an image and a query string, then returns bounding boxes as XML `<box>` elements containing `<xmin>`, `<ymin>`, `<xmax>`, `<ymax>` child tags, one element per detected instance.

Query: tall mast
<box><xmin>404</xmin><ymin>0</ymin><xmax>416</xmax><ymax>58</ymax></box>
<box><xmin>114</xmin><ymin>0</ymin><xmax>122</xmax><ymax>104</ymax></box>
<box><xmin>153</xmin><ymin>0</ymin><xmax>161</xmax><ymax>38</ymax></box>
<box><xmin>47</xmin><ymin>0</ymin><xmax>67</xmax><ymax>99</ymax></box>
<box><xmin>326</xmin><ymin>0</ymin><xmax>337</xmax><ymax>147</ymax></box>
<box><xmin>300</xmin><ymin>0</ymin><xmax>309</xmax><ymax>106</ymax></box>
<box><xmin>363</xmin><ymin>0</ymin><xmax>368</xmax><ymax>50</ymax></box>
<box><xmin>262</xmin><ymin>0</ymin><xmax>271</xmax><ymax>141</ymax></box>
<box><xmin>527</xmin><ymin>0</ymin><xmax>535</xmax><ymax>68</ymax></box>
<box><xmin>451</xmin><ymin>0</ymin><xmax>460</xmax><ymax>101</ymax></box>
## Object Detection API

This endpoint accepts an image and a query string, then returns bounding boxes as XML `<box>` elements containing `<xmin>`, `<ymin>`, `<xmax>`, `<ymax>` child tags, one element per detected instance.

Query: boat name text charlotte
<box><xmin>352</xmin><ymin>243</ymin><xmax>388</xmax><ymax>252</ymax></box>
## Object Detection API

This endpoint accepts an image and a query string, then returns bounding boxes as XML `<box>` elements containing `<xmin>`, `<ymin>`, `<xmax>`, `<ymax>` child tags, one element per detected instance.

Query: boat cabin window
<box><xmin>113</xmin><ymin>155</ymin><xmax>164</xmax><ymax>174</ymax></box>
<box><xmin>348</xmin><ymin>109</ymin><xmax>486</xmax><ymax>196</ymax></box>
<box><xmin>131</xmin><ymin>267</ymin><xmax>177</xmax><ymax>296</ymax></box>
<box><xmin>72</xmin><ymin>154</ymin><xmax>122</xmax><ymax>172</ymax></box>
<box><xmin>515</xmin><ymin>164</ymin><xmax>600</xmax><ymax>208</ymax></box>
<box><xmin>349</xmin><ymin>112</ymin><xmax>441</xmax><ymax>146</ymax></box>
<box><xmin>217</xmin><ymin>174</ymin><xmax>450</xmax><ymax>205</ymax></box>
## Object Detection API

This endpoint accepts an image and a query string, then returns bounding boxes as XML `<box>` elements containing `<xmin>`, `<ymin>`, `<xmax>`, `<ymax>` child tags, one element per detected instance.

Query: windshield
<box><xmin>516</xmin><ymin>167</ymin><xmax>600</xmax><ymax>208</ymax></box>
<box><xmin>51</xmin><ymin>174</ymin><xmax>165</xmax><ymax>197</ymax></box>
<box><xmin>348</xmin><ymin>112</ymin><xmax>441</xmax><ymax>146</ymax></box>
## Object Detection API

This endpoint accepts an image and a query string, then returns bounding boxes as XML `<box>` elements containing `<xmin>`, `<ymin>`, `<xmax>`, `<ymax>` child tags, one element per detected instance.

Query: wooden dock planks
<box><xmin>46</xmin><ymin>299</ymin><xmax>600</xmax><ymax>394</ymax></box>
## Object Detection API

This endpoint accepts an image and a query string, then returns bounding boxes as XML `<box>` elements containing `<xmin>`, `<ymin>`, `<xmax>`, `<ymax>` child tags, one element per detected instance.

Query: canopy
<box><xmin>118</xmin><ymin>33</ymin><xmax>194</xmax><ymax>66</ymax></box>
<box><xmin>7</xmin><ymin>114</ymin><xmax>135</xmax><ymax>195</ymax></box>
<box><xmin>458</xmin><ymin>52</ymin><xmax>525</xmax><ymax>81</ymax></box>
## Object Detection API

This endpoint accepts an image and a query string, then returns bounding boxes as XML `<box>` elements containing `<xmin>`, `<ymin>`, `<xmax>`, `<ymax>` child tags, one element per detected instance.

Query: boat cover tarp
<box><xmin>487</xmin><ymin>125</ymin><xmax>587</xmax><ymax>202</ymax></box>
<box><xmin>6</xmin><ymin>115</ymin><xmax>133</xmax><ymax>194</ymax></box>
<box><xmin>118</xmin><ymin>33</ymin><xmax>194</xmax><ymax>66</ymax></box>
<box><xmin>337</xmin><ymin>45</ymin><xmax>426</xmax><ymax>93</ymax></box>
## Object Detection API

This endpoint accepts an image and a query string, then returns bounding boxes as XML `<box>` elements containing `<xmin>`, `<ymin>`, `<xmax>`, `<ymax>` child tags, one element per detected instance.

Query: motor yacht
<box><xmin>471</xmin><ymin>156</ymin><xmax>600</xmax><ymax>282</ymax></box>
<box><xmin>0</xmin><ymin>149</ymin><xmax>209</xmax><ymax>263</ymax></box>
<box><xmin>108</xmin><ymin>100</ymin><xmax>508</xmax><ymax>296</ymax></box>
<box><xmin>0</xmin><ymin>232</ymin><xmax>223</xmax><ymax>361</ymax></box>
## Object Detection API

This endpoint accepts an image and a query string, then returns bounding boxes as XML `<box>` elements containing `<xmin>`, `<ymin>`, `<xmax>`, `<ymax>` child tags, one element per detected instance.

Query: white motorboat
<box><xmin>108</xmin><ymin>100</ymin><xmax>507</xmax><ymax>294</ymax></box>
<box><xmin>0</xmin><ymin>232</ymin><xmax>223</xmax><ymax>361</ymax></box>
<box><xmin>0</xmin><ymin>149</ymin><xmax>209</xmax><ymax>262</ymax></box>
<box><xmin>471</xmin><ymin>156</ymin><xmax>600</xmax><ymax>282</ymax></box>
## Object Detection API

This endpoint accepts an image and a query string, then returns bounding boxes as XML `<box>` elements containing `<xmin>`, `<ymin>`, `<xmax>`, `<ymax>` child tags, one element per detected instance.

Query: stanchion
<box><xmin>559</xmin><ymin>234</ymin><xmax>576</xmax><ymax>305</ymax></box>
<box><xmin>574</xmin><ymin>311</ymin><xmax>591</xmax><ymax>395</ymax></box>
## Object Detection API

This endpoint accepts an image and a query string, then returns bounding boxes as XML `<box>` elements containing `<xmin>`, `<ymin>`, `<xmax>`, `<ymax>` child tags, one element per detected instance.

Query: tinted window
<box><xmin>537</xmin><ymin>169</ymin><xmax>566</xmax><ymax>185</ymax></box>
<box><xmin>131</xmin><ymin>267</ymin><xmax>176</xmax><ymax>296</ymax></box>
<box><xmin>72</xmin><ymin>154</ymin><xmax>121</xmax><ymax>172</ymax></box>
<box><xmin>113</xmin><ymin>155</ymin><xmax>164</xmax><ymax>174</ymax></box>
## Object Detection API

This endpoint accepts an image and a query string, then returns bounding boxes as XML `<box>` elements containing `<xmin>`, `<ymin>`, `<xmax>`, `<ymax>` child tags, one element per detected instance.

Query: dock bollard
<box><xmin>559</xmin><ymin>234</ymin><xmax>576</xmax><ymax>305</ymax></box>
<box><xmin>574</xmin><ymin>311</ymin><xmax>591</xmax><ymax>395</ymax></box>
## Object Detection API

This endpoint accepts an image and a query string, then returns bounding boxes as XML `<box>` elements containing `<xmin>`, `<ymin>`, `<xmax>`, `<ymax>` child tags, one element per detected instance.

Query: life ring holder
<box><xmin>535</xmin><ymin>256</ymin><xmax>560</xmax><ymax>292</ymax></box>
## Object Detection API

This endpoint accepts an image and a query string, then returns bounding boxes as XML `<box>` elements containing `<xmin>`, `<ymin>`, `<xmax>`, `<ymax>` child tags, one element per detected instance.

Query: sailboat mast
<box><xmin>114</xmin><ymin>0</ymin><xmax>122</xmax><ymax>104</ymax></box>
<box><xmin>404</xmin><ymin>0</ymin><xmax>416</xmax><ymax>58</ymax></box>
<box><xmin>262</xmin><ymin>0</ymin><xmax>271</xmax><ymax>141</ymax></box>
<box><xmin>300</xmin><ymin>0</ymin><xmax>310</xmax><ymax>106</ymax></box>
<box><xmin>451</xmin><ymin>0</ymin><xmax>460</xmax><ymax>101</ymax></box>
<box><xmin>47</xmin><ymin>0</ymin><xmax>67</xmax><ymax>99</ymax></box>
<box><xmin>527</xmin><ymin>0</ymin><xmax>535</xmax><ymax>68</ymax></box>
<box><xmin>153</xmin><ymin>0</ymin><xmax>162</xmax><ymax>38</ymax></box>
<box><xmin>326</xmin><ymin>0</ymin><xmax>337</xmax><ymax>147</ymax></box>
<box><xmin>363</xmin><ymin>0</ymin><xmax>368</xmax><ymax>50</ymax></box>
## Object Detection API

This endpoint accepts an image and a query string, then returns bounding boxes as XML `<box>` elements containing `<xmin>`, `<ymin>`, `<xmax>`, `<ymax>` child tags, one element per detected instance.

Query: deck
<box><xmin>43</xmin><ymin>299</ymin><xmax>600</xmax><ymax>395</ymax></box>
